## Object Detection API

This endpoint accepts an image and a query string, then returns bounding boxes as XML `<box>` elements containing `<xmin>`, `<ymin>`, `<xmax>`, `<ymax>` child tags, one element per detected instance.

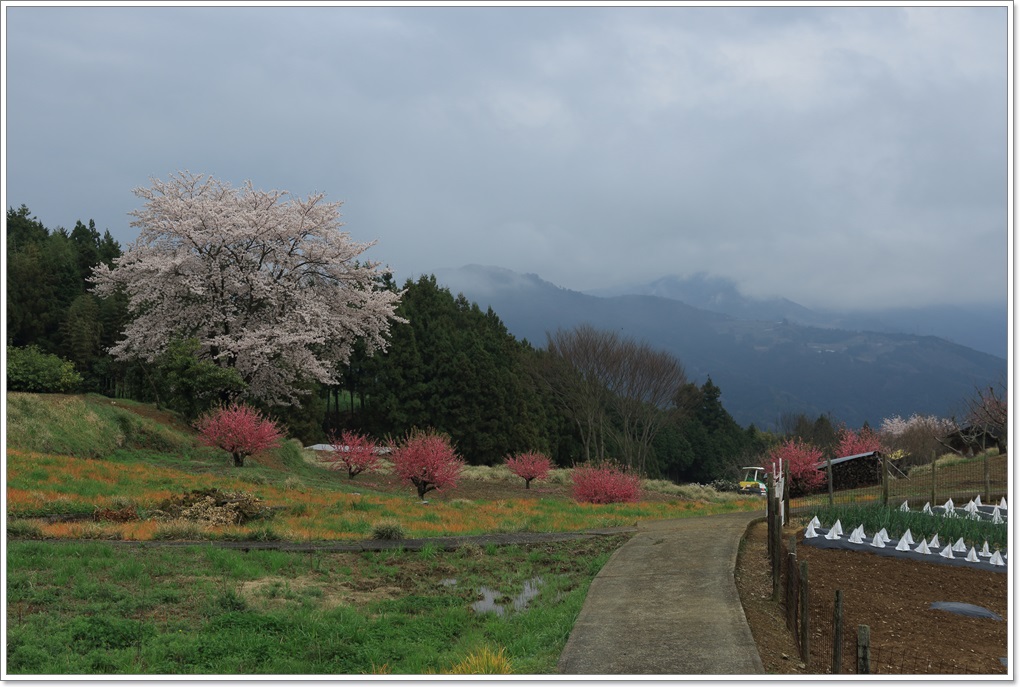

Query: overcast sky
<box><xmin>3</xmin><ymin>3</ymin><xmax>1009</xmax><ymax>310</ymax></box>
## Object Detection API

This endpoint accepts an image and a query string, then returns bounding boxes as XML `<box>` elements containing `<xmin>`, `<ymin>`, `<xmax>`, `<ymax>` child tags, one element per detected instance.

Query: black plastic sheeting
<box><xmin>929</xmin><ymin>601</ymin><xmax>1003</xmax><ymax>621</ymax></box>
<box><xmin>802</xmin><ymin>528</ymin><xmax>1008</xmax><ymax>573</ymax></box>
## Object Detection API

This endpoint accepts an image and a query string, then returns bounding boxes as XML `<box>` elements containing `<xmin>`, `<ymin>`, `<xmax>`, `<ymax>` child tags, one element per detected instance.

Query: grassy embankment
<box><xmin>6</xmin><ymin>392</ymin><xmax>759</xmax><ymax>675</ymax></box>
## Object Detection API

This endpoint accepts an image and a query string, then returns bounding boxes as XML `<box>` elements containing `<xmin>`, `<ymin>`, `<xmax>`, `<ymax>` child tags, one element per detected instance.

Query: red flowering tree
<box><xmin>326</xmin><ymin>430</ymin><xmax>382</xmax><ymax>479</ymax></box>
<box><xmin>571</xmin><ymin>462</ymin><xmax>642</xmax><ymax>504</ymax></box>
<box><xmin>835</xmin><ymin>426</ymin><xmax>884</xmax><ymax>458</ymax></box>
<box><xmin>195</xmin><ymin>403</ymin><xmax>283</xmax><ymax>467</ymax></box>
<box><xmin>505</xmin><ymin>452</ymin><xmax>552</xmax><ymax>489</ymax></box>
<box><xmin>769</xmin><ymin>438</ymin><xmax>825</xmax><ymax>496</ymax></box>
<box><xmin>392</xmin><ymin>429</ymin><xmax>464</xmax><ymax>501</ymax></box>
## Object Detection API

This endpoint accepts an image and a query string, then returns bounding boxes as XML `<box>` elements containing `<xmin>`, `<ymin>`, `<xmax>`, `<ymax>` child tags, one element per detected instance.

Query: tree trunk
<box><xmin>233</xmin><ymin>453</ymin><xmax>245</xmax><ymax>467</ymax></box>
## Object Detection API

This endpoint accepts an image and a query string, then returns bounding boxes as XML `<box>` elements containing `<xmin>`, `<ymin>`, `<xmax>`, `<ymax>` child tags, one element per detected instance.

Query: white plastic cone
<box><xmin>923</xmin><ymin>502</ymin><xmax>934</xmax><ymax>515</ymax></box>
<box><xmin>902</xmin><ymin>528</ymin><xmax>915</xmax><ymax>545</ymax></box>
<box><xmin>944</xmin><ymin>498</ymin><xmax>954</xmax><ymax>511</ymax></box>
<box><xmin>808</xmin><ymin>515</ymin><xmax>821</xmax><ymax>529</ymax></box>
<box><xmin>848</xmin><ymin>527</ymin><xmax>865</xmax><ymax>544</ymax></box>
<box><xmin>966</xmin><ymin>547</ymin><xmax>979</xmax><ymax>563</ymax></box>
<box><xmin>804</xmin><ymin>522</ymin><xmax>819</xmax><ymax>538</ymax></box>
<box><xmin>895</xmin><ymin>534</ymin><xmax>911</xmax><ymax>551</ymax></box>
<box><xmin>979</xmin><ymin>541</ymin><xmax>992</xmax><ymax>557</ymax></box>
<box><xmin>939</xmin><ymin>544</ymin><xmax>955</xmax><ymax>559</ymax></box>
<box><xmin>992</xmin><ymin>507</ymin><xmax>1004</xmax><ymax>525</ymax></box>
<box><xmin>1000</xmin><ymin>497</ymin><xmax>1008</xmax><ymax>511</ymax></box>
<box><xmin>990</xmin><ymin>551</ymin><xmax>1005</xmax><ymax>566</ymax></box>
<box><xmin>914</xmin><ymin>539</ymin><xmax>931</xmax><ymax>555</ymax></box>
<box><xmin>869</xmin><ymin>533</ymin><xmax>885</xmax><ymax>548</ymax></box>
<box><xmin>825</xmin><ymin>525</ymin><xmax>841</xmax><ymax>540</ymax></box>
<box><xmin>952</xmin><ymin>537</ymin><xmax>967</xmax><ymax>553</ymax></box>
<box><xmin>877</xmin><ymin>528</ymin><xmax>891</xmax><ymax>544</ymax></box>
<box><xmin>832</xmin><ymin>520</ymin><xmax>843</xmax><ymax>537</ymax></box>
<box><xmin>900</xmin><ymin>500</ymin><xmax>910</xmax><ymax>512</ymax></box>
<box><xmin>929</xmin><ymin>534</ymin><xmax>940</xmax><ymax>549</ymax></box>
<box><xmin>964</xmin><ymin>500</ymin><xmax>978</xmax><ymax>515</ymax></box>
<box><xmin>974</xmin><ymin>495</ymin><xmax>983</xmax><ymax>507</ymax></box>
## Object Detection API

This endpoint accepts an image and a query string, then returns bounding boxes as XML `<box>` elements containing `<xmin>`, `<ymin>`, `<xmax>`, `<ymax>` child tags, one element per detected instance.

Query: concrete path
<box><xmin>557</xmin><ymin>510</ymin><xmax>765</xmax><ymax>676</ymax></box>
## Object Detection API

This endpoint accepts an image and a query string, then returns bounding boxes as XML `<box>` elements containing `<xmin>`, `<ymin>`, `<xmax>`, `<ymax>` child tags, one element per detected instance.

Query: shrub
<box><xmin>6</xmin><ymin>345</ymin><xmax>82</xmax><ymax>393</ymax></box>
<box><xmin>835</xmin><ymin>426</ymin><xmax>884</xmax><ymax>457</ymax></box>
<box><xmin>505</xmin><ymin>452</ymin><xmax>552</xmax><ymax>489</ymax></box>
<box><xmin>444</xmin><ymin>646</ymin><xmax>513</xmax><ymax>674</ymax></box>
<box><xmin>769</xmin><ymin>438</ymin><xmax>825</xmax><ymax>496</ymax></box>
<box><xmin>371</xmin><ymin>519</ymin><xmax>405</xmax><ymax>540</ymax></box>
<box><xmin>571</xmin><ymin>462</ymin><xmax>642</xmax><ymax>504</ymax></box>
<box><xmin>392</xmin><ymin>429</ymin><xmax>464</xmax><ymax>501</ymax></box>
<box><xmin>195</xmin><ymin>403</ymin><xmax>283</xmax><ymax>467</ymax></box>
<box><xmin>325</xmin><ymin>429</ymin><xmax>382</xmax><ymax>478</ymax></box>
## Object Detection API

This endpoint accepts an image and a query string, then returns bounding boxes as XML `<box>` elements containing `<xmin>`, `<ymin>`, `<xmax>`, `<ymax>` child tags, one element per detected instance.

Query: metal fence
<box><xmin>790</xmin><ymin>451</ymin><xmax>1007</xmax><ymax>511</ymax></box>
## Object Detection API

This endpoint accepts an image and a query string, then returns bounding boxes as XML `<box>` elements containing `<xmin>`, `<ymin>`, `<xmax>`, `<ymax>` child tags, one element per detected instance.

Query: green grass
<box><xmin>6</xmin><ymin>393</ymin><xmax>197</xmax><ymax>458</ymax></box>
<box><xmin>806</xmin><ymin>502</ymin><xmax>1008</xmax><ymax>551</ymax></box>
<box><xmin>6</xmin><ymin>536</ymin><xmax>625</xmax><ymax>675</ymax></box>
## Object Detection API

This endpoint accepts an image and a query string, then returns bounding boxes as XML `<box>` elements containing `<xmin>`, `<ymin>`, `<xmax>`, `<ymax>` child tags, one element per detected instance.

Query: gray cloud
<box><xmin>4</xmin><ymin>4</ymin><xmax>1007</xmax><ymax>310</ymax></box>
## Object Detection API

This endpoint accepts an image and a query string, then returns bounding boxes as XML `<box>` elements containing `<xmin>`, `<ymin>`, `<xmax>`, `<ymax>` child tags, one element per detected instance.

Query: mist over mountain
<box><xmin>431</xmin><ymin>265</ymin><xmax>1006</xmax><ymax>430</ymax></box>
<box><xmin>589</xmin><ymin>273</ymin><xmax>1007</xmax><ymax>359</ymax></box>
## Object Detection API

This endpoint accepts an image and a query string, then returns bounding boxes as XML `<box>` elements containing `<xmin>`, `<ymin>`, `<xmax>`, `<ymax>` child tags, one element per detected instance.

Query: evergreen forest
<box><xmin>5</xmin><ymin>204</ymin><xmax>805</xmax><ymax>483</ymax></box>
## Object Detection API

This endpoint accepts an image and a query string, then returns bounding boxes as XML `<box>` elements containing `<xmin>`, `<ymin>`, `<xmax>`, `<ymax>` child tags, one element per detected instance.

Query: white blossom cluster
<box><xmin>880</xmin><ymin>414</ymin><xmax>958</xmax><ymax>438</ymax></box>
<box><xmin>92</xmin><ymin>171</ymin><xmax>403</xmax><ymax>405</ymax></box>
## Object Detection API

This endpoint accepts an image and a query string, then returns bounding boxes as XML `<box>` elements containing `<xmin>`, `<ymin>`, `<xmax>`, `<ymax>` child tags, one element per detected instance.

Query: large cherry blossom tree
<box><xmin>92</xmin><ymin>172</ymin><xmax>402</xmax><ymax>405</ymax></box>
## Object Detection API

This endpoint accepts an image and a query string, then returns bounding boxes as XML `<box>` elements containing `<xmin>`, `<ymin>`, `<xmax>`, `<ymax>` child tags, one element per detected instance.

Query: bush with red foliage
<box><xmin>195</xmin><ymin>403</ymin><xmax>283</xmax><ymax>467</ymax></box>
<box><xmin>392</xmin><ymin>429</ymin><xmax>464</xmax><ymax>501</ymax></box>
<box><xmin>835</xmin><ymin>426</ymin><xmax>884</xmax><ymax>458</ymax></box>
<box><xmin>326</xmin><ymin>429</ymin><xmax>382</xmax><ymax>479</ymax></box>
<box><xmin>505</xmin><ymin>452</ymin><xmax>552</xmax><ymax>489</ymax></box>
<box><xmin>571</xmin><ymin>462</ymin><xmax>642</xmax><ymax>504</ymax></box>
<box><xmin>769</xmin><ymin>438</ymin><xmax>825</xmax><ymax>496</ymax></box>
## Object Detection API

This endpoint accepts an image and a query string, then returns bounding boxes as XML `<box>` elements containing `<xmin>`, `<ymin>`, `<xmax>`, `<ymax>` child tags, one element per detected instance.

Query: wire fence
<box><xmin>805</xmin><ymin>598</ymin><xmax>1006</xmax><ymax>675</ymax></box>
<box><xmin>767</xmin><ymin>504</ymin><xmax>1007</xmax><ymax>676</ymax></box>
<box><xmin>790</xmin><ymin>450</ymin><xmax>1007</xmax><ymax>511</ymax></box>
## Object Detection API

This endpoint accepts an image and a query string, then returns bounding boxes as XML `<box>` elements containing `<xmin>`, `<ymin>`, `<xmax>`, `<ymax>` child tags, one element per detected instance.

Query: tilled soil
<box><xmin>735</xmin><ymin>520</ymin><xmax>1008</xmax><ymax>675</ymax></box>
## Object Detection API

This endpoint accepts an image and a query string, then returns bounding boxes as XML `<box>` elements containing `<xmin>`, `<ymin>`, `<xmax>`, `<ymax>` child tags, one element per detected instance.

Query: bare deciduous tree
<box><xmin>545</xmin><ymin>323</ymin><xmax>688</xmax><ymax>474</ymax></box>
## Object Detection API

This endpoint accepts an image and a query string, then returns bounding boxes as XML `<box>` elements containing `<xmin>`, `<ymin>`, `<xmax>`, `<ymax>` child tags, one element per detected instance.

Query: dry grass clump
<box><xmin>641</xmin><ymin>480</ymin><xmax>742</xmax><ymax>502</ymax></box>
<box><xmin>149</xmin><ymin>488</ymin><xmax>272</xmax><ymax>526</ymax></box>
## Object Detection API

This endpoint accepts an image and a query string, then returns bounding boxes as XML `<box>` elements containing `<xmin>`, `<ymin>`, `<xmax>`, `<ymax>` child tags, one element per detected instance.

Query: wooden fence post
<box><xmin>771</xmin><ymin>492</ymin><xmax>781</xmax><ymax>601</ymax></box>
<box><xmin>831</xmin><ymin>590</ymin><xmax>843</xmax><ymax>675</ymax></box>
<box><xmin>826</xmin><ymin>455</ymin><xmax>834</xmax><ymax>506</ymax></box>
<box><xmin>857</xmin><ymin>624</ymin><xmax>870</xmax><ymax>674</ymax></box>
<box><xmin>799</xmin><ymin>560</ymin><xmax>810</xmax><ymax>665</ymax></box>
<box><xmin>984</xmin><ymin>453</ymin><xmax>991</xmax><ymax>503</ymax></box>
<box><xmin>881</xmin><ymin>452</ymin><xmax>888</xmax><ymax>506</ymax></box>
<box><xmin>785</xmin><ymin>551</ymin><xmax>797</xmax><ymax>630</ymax></box>
<box><xmin>783</xmin><ymin>459</ymin><xmax>791</xmax><ymax>521</ymax></box>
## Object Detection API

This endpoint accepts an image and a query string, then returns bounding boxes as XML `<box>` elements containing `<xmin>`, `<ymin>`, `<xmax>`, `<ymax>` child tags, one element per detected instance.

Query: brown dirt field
<box><xmin>736</xmin><ymin>520</ymin><xmax>1008</xmax><ymax>675</ymax></box>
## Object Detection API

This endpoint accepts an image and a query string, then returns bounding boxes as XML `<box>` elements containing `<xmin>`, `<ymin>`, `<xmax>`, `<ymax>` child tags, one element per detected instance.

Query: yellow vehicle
<box><xmin>738</xmin><ymin>466</ymin><xmax>768</xmax><ymax>496</ymax></box>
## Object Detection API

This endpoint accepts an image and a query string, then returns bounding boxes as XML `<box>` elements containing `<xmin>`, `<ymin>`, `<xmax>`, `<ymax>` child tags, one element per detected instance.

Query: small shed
<box><xmin>815</xmin><ymin>451</ymin><xmax>883</xmax><ymax>491</ymax></box>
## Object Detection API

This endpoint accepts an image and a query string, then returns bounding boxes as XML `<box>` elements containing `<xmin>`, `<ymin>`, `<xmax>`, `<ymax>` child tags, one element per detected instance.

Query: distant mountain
<box><xmin>589</xmin><ymin>273</ymin><xmax>1007</xmax><ymax>359</ymax></box>
<box><xmin>432</xmin><ymin>265</ymin><xmax>1006</xmax><ymax>430</ymax></box>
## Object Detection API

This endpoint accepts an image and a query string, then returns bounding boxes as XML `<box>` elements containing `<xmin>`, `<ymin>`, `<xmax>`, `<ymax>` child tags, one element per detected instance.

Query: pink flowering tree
<box><xmin>835</xmin><ymin>426</ymin><xmax>885</xmax><ymax>458</ymax></box>
<box><xmin>91</xmin><ymin>171</ymin><xmax>403</xmax><ymax>406</ymax></box>
<box><xmin>505</xmin><ymin>452</ymin><xmax>552</xmax><ymax>490</ymax></box>
<box><xmin>326</xmin><ymin>430</ymin><xmax>382</xmax><ymax>479</ymax></box>
<box><xmin>769</xmin><ymin>438</ymin><xmax>825</xmax><ymax>496</ymax></box>
<box><xmin>571</xmin><ymin>461</ymin><xmax>642</xmax><ymax>504</ymax></box>
<box><xmin>196</xmin><ymin>403</ymin><xmax>283</xmax><ymax>467</ymax></box>
<box><xmin>392</xmin><ymin>429</ymin><xmax>464</xmax><ymax>501</ymax></box>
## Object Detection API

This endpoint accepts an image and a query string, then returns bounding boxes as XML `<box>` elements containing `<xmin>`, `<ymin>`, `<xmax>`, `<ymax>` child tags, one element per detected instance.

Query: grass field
<box><xmin>5</xmin><ymin>392</ymin><xmax>761</xmax><ymax>675</ymax></box>
<box><xmin>6</xmin><ymin>536</ymin><xmax>625</xmax><ymax>674</ymax></box>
